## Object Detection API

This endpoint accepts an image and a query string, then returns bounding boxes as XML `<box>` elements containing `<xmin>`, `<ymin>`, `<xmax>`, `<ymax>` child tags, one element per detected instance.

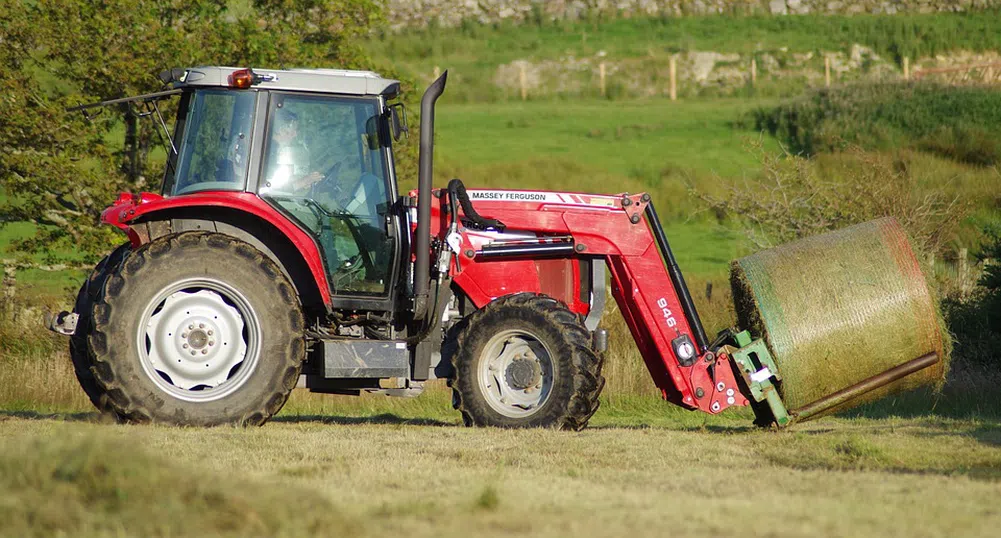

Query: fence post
<box><xmin>824</xmin><ymin>56</ymin><xmax>831</xmax><ymax>88</ymax></box>
<box><xmin>2</xmin><ymin>264</ymin><xmax>15</xmax><ymax>303</ymax></box>
<box><xmin>519</xmin><ymin>64</ymin><xmax>527</xmax><ymax>101</ymax></box>
<box><xmin>959</xmin><ymin>247</ymin><xmax>970</xmax><ymax>295</ymax></box>
<box><xmin>751</xmin><ymin>58</ymin><xmax>757</xmax><ymax>86</ymax></box>
<box><xmin>669</xmin><ymin>55</ymin><xmax>677</xmax><ymax>101</ymax></box>
<box><xmin>903</xmin><ymin>57</ymin><xmax>910</xmax><ymax>80</ymax></box>
<box><xmin>599</xmin><ymin>62</ymin><xmax>606</xmax><ymax>97</ymax></box>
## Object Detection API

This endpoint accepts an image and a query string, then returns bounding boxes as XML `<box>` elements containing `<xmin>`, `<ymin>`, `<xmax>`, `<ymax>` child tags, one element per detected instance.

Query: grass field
<box><xmin>3</xmin><ymin>407</ymin><xmax>1001</xmax><ymax>537</ymax></box>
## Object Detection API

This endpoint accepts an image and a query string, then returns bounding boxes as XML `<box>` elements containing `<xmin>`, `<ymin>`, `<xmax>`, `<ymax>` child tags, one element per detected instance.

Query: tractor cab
<box><xmin>78</xmin><ymin>66</ymin><xmax>409</xmax><ymax>309</ymax></box>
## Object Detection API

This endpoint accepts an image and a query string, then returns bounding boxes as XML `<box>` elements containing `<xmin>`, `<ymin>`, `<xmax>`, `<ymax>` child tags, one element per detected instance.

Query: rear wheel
<box><xmin>70</xmin><ymin>243</ymin><xmax>131</xmax><ymax>418</ymax></box>
<box><xmin>451</xmin><ymin>293</ymin><xmax>605</xmax><ymax>430</ymax></box>
<box><xmin>88</xmin><ymin>232</ymin><xmax>305</xmax><ymax>426</ymax></box>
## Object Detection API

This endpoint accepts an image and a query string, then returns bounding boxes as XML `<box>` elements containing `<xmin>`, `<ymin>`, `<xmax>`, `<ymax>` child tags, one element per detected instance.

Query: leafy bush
<box><xmin>753</xmin><ymin>82</ymin><xmax>1001</xmax><ymax>165</ymax></box>
<box><xmin>692</xmin><ymin>142</ymin><xmax>967</xmax><ymax>254</ymax></box>
<box><xmin>945</xmin><ymin>225</ymin><xmax>1001</xmax><ymax>366</ymax></box>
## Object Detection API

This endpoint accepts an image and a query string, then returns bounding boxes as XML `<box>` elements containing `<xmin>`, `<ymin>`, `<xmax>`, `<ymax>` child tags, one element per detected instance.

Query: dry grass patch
<box><xmin>0</xmin><ymin>429</ymin><xmax>356</xmax><ymax>538</ymax></box>
<box><xmin>1</xmin><ymin>416</ymin><xmax>1000</xmax><ymax>537</ymax></box>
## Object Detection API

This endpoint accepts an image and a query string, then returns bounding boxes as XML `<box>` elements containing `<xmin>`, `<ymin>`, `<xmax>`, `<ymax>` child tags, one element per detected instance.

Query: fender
<box><xmin>101</xmin><ymin>191</ymin><xmax>332</xmax><ymax>306</ymax></box>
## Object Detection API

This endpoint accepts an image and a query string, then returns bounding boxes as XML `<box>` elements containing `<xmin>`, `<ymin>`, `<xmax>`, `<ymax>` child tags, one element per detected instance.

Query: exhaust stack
<box><xmin>413</xmin><ymin>71</ymin><xmax>448</xmax><ymax>319</ymax></box>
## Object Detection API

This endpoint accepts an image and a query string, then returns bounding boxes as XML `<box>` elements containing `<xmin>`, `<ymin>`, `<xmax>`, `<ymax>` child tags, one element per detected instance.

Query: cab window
<box><xmin>170</xmin><ymin>89</ymin><xmax>256</xmax><ymax>195</ymax></box>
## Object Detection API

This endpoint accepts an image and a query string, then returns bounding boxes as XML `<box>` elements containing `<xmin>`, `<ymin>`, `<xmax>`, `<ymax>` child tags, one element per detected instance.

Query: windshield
<box><xmin>167</xmin><ymin>89</ymin><xmax>256</xmax><ymax>195</ymax></box>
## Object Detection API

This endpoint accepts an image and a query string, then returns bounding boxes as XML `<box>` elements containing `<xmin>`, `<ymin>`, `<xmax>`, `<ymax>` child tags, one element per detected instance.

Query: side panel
<box><xmin>452</xmin><ymin>257</ymin><xmax>586</xmax><ymax>316</ymax></box>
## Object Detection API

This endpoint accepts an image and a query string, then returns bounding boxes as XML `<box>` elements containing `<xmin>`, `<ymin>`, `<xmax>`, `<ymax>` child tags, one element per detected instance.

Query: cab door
<box><xmin>256</xmin><ymin>92</ymin><xmax>401</xmax><ymax>308</ymax></box>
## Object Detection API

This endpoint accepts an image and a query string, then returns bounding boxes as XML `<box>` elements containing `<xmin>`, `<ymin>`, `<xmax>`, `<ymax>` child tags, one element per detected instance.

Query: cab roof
<box><xmin>165</xmin><ymin>66</ymin><xmax>401</xmax><ymax>98</ymax></box>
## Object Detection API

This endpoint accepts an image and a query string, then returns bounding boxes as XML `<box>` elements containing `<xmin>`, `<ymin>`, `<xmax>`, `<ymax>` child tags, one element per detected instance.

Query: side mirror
<box><xmin>388</xmin><ymin>103</ymin><xmax>408</xmax><ymax>142</ymax></box>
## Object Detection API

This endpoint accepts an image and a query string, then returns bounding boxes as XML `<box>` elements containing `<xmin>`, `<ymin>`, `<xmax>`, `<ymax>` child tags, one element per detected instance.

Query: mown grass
<box><xmin>1</xmin><ymin>412</ymin><xmax>1000</xmax><ymax>538</ymax></box>
<box><xmin>0</xmin><ymin>428</ymin><xmax>357</xmax><ymax>538</ymax></box>
<box><xmin>368</xmin><ymin>12</ymin><xmax>1001</xmax><ymax>102</ymax></box>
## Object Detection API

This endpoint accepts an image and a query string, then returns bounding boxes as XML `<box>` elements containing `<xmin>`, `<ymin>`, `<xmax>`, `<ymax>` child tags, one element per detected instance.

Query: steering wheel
<box><xmin>309</xmin><ymin>160</ymin><xmax>343</xmax><ymax>200</ymax></box>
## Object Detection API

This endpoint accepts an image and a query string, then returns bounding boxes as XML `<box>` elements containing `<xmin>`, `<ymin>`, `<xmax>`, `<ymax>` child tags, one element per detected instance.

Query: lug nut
<box><xmin>182</xmin><ymin>344</ymin><xmax>189</xmax><ymax>349</ymax></box>
<box><xmin>188</xmin><ymin>324</ymin><xmax>194</xmax><ymax>330</ymax></box>
<box><xmin>208</xmin><ymin>341</ymin><xmax>214</xmax><ymax>346</ymax></box>
<box><xmin>181</xmin><ymin>332</ymin><xmax>188</xmax><ymax>338</ymax></box>
<box><xmin>190</xmin><ymin>350</ymin><xmax>197</xmax><ymax>356</ymax></box>
<box><xmin>199</xmin><ymin>323</ymin><xmax>205</xmax><ymax>329</ymax></box>
<box><xmin>207</xmin><ymin>330</ymin><xmax>213</xmax><ymax>336</ymax></box>
<box><xmin>201</xmin><ymin>349</ymin><xmax>208</xmax><ymax>355</ymax></box>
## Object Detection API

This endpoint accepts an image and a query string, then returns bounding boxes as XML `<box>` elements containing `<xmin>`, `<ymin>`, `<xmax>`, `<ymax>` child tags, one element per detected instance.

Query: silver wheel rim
<box><xmin>137</xmin><ymin>278</ymin><xmax>261</xmax><ymax>403</ymax></box>
<box><xmin>477</xmin><ymin>329</ymin><xmax>555</xmax><ymax>418</ymax></box>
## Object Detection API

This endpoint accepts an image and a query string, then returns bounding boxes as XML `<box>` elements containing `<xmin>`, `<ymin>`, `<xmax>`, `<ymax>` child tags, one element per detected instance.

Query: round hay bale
<box><xmin>730</xmin><ymin>217</ymin><xmax>949</xmax><ymax>419</ymax></box>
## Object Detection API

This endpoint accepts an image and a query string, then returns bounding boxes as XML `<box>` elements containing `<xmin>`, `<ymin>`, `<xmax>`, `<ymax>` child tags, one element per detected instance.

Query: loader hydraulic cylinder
<box><xmin>645</xmin><ymin>202</ymin><xmax>709</xmax><ymax>353</ymax></box>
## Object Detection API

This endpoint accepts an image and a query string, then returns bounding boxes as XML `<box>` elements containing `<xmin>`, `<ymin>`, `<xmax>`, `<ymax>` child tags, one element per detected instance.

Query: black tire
<box><xmin>450</xmin><ymin>293</ymin><xmax>605</xmax><ymax>430</ymax></box>
<box><xmin>70</xmin><ymin>243</ymin><xmax>132</xmax><ymax>419</ymax></box>
<box><xmin>88</xmin><ymin>232</ymin><xmax>306</xmax><ymax>426</ymax></box>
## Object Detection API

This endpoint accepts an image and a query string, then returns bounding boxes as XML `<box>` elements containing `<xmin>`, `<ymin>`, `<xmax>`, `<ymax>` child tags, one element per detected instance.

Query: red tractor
<box><xmin>51</xmin><ymin>67</ymin><xmax>939</xmax><ymax>428</ymax></box>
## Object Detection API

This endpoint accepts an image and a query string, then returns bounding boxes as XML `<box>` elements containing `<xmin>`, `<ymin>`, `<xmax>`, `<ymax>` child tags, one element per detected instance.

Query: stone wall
<box><xmin>383</xmin><ymin>1</ymin><xmax>1001</xmax><ymax>30</ymax></box>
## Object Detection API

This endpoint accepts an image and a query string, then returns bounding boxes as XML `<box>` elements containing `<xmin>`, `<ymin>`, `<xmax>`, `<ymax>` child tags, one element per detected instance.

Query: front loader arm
<box><xmin>435</xmin><ymin>189</ymin><xmax>750</xmax><ymax>415</ymax></box>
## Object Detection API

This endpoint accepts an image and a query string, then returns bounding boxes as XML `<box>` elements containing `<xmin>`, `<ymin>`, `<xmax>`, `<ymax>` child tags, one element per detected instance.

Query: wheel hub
<box><xmin>506</xmin><ymin>358</ymin><xmax>540</xmax><ymax>390</ymax></box>
<box><xmin>144</xmin><ymin>289</ymin><xmax>248</xmax><ymax>391</ymax></box>
<box><xmin>187</xmin><ymin>329</ymin><xmax>209</xmax><ymax>349</ymax></box>
<box><xmin>478</xmin><ymin>330</ymin><xmax>554</xmax><ymax>418</ymax></box>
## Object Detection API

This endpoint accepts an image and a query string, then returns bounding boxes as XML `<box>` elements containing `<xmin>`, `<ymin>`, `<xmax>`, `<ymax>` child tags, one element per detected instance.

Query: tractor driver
<box><xmin>262</xmin><ymin>108</ymin><xmax>325</xmax><ymax>195</ymax></box>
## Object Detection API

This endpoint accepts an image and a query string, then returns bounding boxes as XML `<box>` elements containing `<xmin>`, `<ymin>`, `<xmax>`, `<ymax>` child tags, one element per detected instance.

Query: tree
<box><xmin>0</xmin><ymin>0</ymin><xmax>385</xmax><ymax>260</ymax></box>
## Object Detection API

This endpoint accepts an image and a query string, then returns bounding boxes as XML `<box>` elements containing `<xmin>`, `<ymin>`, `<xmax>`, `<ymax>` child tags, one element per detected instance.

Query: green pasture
<box><xmin>368</xmin><ymin>12</ymin><xmax>1001</xmax><ymax>101</ymax></box>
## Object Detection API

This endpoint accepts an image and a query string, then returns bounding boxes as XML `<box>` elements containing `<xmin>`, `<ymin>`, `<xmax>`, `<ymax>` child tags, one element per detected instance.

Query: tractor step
<box><xmin>316</xmin><ymin>339</ymin><xmax>410</xmax><ymax>378</ymax></box>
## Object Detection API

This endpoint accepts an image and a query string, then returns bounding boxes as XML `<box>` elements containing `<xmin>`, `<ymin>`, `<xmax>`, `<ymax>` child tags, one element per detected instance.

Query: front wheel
<box><xmin>88</xmin><ymin>232</ymin><xmax>306</xmax><ymax>426</ymax></box>
<box><xmin>450</xmin><ymin>293</ymin><xmax>605</xmax><ymax>430</ymax></box>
